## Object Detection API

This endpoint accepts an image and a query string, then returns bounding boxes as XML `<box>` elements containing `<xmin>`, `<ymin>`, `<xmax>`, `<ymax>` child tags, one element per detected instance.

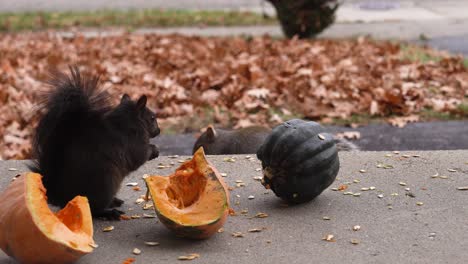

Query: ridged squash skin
<box><xmin>257</xmin><ymin>119</ymin><xmax>340</xmax><ymax>203</ymax></box>
<box><xmin>0</xmin><ymin>173</ymin><xmax>95</xmax><ymax>264</ymax></box>
<box><xmin>145</xmin><ymin>148</ymin><xmax>230</xmax><ymax>239</ymax></box>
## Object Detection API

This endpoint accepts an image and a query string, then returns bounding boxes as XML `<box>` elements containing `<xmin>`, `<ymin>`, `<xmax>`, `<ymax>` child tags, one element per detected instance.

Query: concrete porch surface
<box><xmin>0</xmin><ymin>150</ymin><xmax>467</xmax><ymax>263</ymax></box>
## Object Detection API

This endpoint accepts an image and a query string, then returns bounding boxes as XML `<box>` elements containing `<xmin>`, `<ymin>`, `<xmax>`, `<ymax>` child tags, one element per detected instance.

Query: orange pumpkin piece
<box><xmin>0</xmin><ymin>172</ymin><xmax>95</xmax><ymax>264</ymax></box>
<box><xmin>145</xmin><ymin>147</ymin><xmax>230</xmax><ymax>239</ymax></box>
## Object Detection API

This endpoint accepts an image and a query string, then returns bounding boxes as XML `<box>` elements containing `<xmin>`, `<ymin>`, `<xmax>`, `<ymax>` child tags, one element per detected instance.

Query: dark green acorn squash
<box><xmin>256</xmin><ymin>119</ymin><xmax>339</xmax><ymax>203</ymax></box>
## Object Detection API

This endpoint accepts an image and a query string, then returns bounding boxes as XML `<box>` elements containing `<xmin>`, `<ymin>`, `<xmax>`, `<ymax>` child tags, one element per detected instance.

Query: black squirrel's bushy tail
<box><xmin>29</xmin><ymin>66</ymin><xmax>111</xmax><ymax>174</ymax></box>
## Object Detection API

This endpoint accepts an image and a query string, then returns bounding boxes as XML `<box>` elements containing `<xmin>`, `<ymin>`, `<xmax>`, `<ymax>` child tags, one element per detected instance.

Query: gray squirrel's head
<box><xmin>193</xmin><ymin>125</ymin><xmax>220</xmax><ymax>154</ymax></box>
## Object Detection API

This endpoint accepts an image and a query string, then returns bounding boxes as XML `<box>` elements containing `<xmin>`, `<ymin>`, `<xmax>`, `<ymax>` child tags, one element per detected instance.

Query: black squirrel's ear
<box><xmin>136</xmin><ymin>95</ymin><xmax>147</xmax><ymax>110</ymax></box>
<box><xmin>206</xmin><ymin>125</ymin><xmax>217</xmax><ymax>140</ymax></box>
<box><xmin>121</xmin><ymin>94</ymin><xmax>131</xmax><ymax>103</ymax></box>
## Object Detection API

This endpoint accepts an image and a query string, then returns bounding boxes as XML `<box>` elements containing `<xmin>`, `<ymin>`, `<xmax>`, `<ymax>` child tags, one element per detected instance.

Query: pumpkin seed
<box><xmin>439</xmin><ymin>175</ymin><xmax>448</xmax><ymax>179</ymax></box>
<box><xmin>343</xmin><ymin>192</ymin><xmax>354</xmax><ymax>195</ymax></box>
<box><xmin>399</xmin><ymin>182</ymin><xmax>407</xmax><ymax>186</ymax></box>
<box><xmin>447</xmin><ymin>169</ymin><xmax>457</xmax><ymax>172</ymax></box>
<box><xmin>353</xmin><ymin>193</ymin><xmax>361</xmax><ymax>197</ymax></box>
<box><xmin>369</xmin><ymin>186</ymin><xmax>376</xmax><ymax>190</ymax></box>
<box><xmin>126</xmin><ymin>182</ymin><xmax>138</xmax><ymax>187</ymax></box>
<box><xmin>322</xmin><ymin>234</ymin><xmax>335</xmax><ymax>242</ymax></box>
<box><xmin>248</xmin><ymin>228</ymin><xmax>263</xmax><ymax>233</ymax></box>
<box><xmin>391</xmin><ymin>193</ymin><xmax>399</xmax><ymax>196</ymax></box>
<box><xmin>177</xmin><ymin>160</ymin><xmax>185</xmax><ymax>163</ymax></box>
<box><xmin>143</xmin><ymin>213</ymin><xmax>156</xmax><ymax>218</ymax></box>
<box><xmin>353</xmin><ymin>179</ymin><xmax>360</xmax><ymax>183</ymax></box>
<box><xmin>135</xmin><ymin>198</ymin><xmax>145</xmax><ymax>204</ymax></box>
<box><xmin>245</xmin><ymin>155</ymin><xmax>252</xmax><ymax>159</ymax></box>
<box><xmin>223</xmin><ymin>157</ymin><xmax>236</xmax><ymax>163</ymax></box>
<box><xmin>431</xmin><ymin>173</ymin><xmax>440</xmax><ymax>178</ymax></box>
<box><xmin>385</xmin><ymin>154</ymin><xmax>393</xmax><ymax>157</ymax></box>
<box><xmin>416</xmin><ymin>202</ymin><xmax>424</xmax><ymax>206</ymax></box>
<box><xmin>131</xmin><ymin>215</ymin><xmax>141</xmax><ymax>219</ymax></box>
<box><xmin>248</xmin><ymin>195</ymin><xmax>255</xmax><ymax>200</ymax></box>
<box><xmin>132</xmin><ymin>248</ymin><xmax>141</xmax><ymax>255</ymax></box>
<box><xmin>322</xmin><ymin>216</ymin><xmax>331</xmax><ymax>220</ymax></box>
<box><xmin>359</xmin><ymin>169</ymin><xmax>367</xmax><ymax>173</ymax></box>
<box><xmin>331</xmin><ymin>188</ymin><xmax>339</xmax><ymax>191</ymax></box>
<box><xmin>318</xmin><ymin>134</ymin><xmax>326</xmax><ymax>140</ymax></box>
<box><xmin>157</xmin><ymin>165</ymin><xmax>166</xmax><ymax>169</ymax></box>
<box><xmin>217</xmin><ymin>228</ymin><xmax>224</xmax><ymax>233</ymax></box>
<box><xmin>253</xmin><ymin>176</ymin><xmax>263</xmax><ymax>181</ymax></box>
<box><xmin>168</xmin><ymin>155</ymin><xmax>179</xmax><ymax>159</ymax></box>
<box><xmin>232</xmin><ymin>232</ymin><xmax>244</xmax><ymax>238</ymax></box>
<box><xmin>255</xmin><ymin>212</ymin><xmax>269</xmax><ymax>218</ymax></box>
<box><xmin>412</xmin><ymin>154</ymin><xmax>420</xmax><ymax>157</ymax></box>
<box><xmin>352</xmin><ymin>225</ymin><xmax>361</xmax><ymax>231</ymax></box>
<box><xmin>220</xmin><ymin>173</ymin><xmax>227</xmax><ymax>177</ymax></box>
<box><xmin>405</xmin><ymin>188</ymin><xmax>411</xmax><ymax>191</ymax></box>
<box><xmin>142</xmin><ymin>174</ymin><xmax>149</xmax><ymax>179</ymax></box>
<box><xmin>393</xmin><ymin>151</ymin><xmax>400</xmax><ymax>154</ymax></box>
<box><xmin>457</xmin><ymin>186</ymin><xmax>468</xmax><ymax>191</ymax></box>
<box><xmin>89</xmin><ymin>242</ymin><xmax>99</xmax><ymax>248</ymax></box>
<box><xmin>402</xmin><ymin>154</ymin><xmax>410</xmax><ymax>158</ymax></box>
<box><xmin>350</xmin><ymin>239</ymin><xmax>360</xmax><ymax>245</ymax></box>
<box><xmin>145</xmin><ymin>242</ymin><xmax>160</xmax><ymax>246</ymax></box>
<box><xmin>7</xmin><ymin>168</ymin><xmax>18</xmax><ymax>171</ymax></box>
<box><xmin>361</xmin><ymin>187</ymin><xmax>370</xmax><ymax>191</ymax></box>
<box><xmin>178</xmin><ymin>253</ymin><xmax>200</xmax><ymax>260</ymax></box>
<box><xmin>235</xmin><ymin>180</ymin><xmax>244</xmax><ymax>183</ymax></box>
<box><xmin>102</xmin><ymin>226</ymin><xmax>114</xmax><ymax>232</ymax></box>
<box><xmin>240</xmin><ymin>209</ymin><xmax>248</xmax><ymax>214</ymax></box>
<box><xmin>377</xmin><ymin>194</ymin><xmax>384</xmax><ymax>198</ymax></box>
<box><xmin>142</xmin><ymin>203</ymin><xmax>153</xmax><ymax>210</ymax></box>
<box><xmin>255</xmin><ymin>168</ymin><xmax>262</xmax><ymax>172</ymax></box>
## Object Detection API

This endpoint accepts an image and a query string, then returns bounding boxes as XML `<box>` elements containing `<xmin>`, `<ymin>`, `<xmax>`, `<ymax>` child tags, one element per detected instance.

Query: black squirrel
<box><xmin>29</xmin><ymin>67</ymin><xmax>160</xmax><ymax>220</ymax></box>
<box><xmin>193</xmin><ymin>125</ymin><xmax>359</xmax><ymax>155</ymax></box>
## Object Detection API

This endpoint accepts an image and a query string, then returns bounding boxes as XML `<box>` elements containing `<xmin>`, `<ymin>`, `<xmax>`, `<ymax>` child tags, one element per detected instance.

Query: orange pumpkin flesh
<box><xmin>145</xmin><ymin>148</ymin><xmax>230</xmax><ymax>239</ymax></box>
<box><xmin>0</xmin><ymin>172</ymin><xmax>95</xmax><ymax>264</ymax></box>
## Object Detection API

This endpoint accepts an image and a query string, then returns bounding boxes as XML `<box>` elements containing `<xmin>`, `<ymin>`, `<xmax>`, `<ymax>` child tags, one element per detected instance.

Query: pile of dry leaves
<box><xmin>1</xmin><ymin>32</ymin><xmax>467</xmax><ymax>159</ymax></box>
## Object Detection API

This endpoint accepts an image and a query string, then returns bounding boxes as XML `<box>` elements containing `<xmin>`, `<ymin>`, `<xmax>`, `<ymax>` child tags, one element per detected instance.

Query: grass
<box><xmin>0</xmin><ymin>9</ymin><xmax>277</xmax><ymax>32</ymax></box>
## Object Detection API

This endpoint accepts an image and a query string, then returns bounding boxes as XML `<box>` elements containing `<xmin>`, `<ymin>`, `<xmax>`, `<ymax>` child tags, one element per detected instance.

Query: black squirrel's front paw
<box><xmin>95</xmin><ymin>209</ymin><xmax>125</xmax><ymax>221</ymax></box>
<box><xmin>148</xmin><ymin>144</ymin><xmax>159</xmax><ymax>160</ymax></box>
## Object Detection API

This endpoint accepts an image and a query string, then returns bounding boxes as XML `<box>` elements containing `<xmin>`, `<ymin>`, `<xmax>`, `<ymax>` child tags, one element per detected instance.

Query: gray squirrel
<box><xmin>193</xmin><ymin>125</ymin><xmax>359</xmax><ymax>155</ymax></box>
<box><xmin>29</xmin><ymin>67</ymin><xmax>160</xmax><ymax>220</ymax></box>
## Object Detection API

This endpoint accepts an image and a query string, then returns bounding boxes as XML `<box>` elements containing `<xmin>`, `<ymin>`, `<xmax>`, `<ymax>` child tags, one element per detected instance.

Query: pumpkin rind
<box><xmin>145</xmin><ymin>148</ymin><xmax>230</xmax><ymax>239</ymax></box>
<box><xmin>0</xmin><ymin>173</ymin><xmax>95</xmax><ymax>264</ymax></box>
<box><xmin>257</xmin><ymin>119</ymin><xmax>340</xmax><ymax>203</ymax></box>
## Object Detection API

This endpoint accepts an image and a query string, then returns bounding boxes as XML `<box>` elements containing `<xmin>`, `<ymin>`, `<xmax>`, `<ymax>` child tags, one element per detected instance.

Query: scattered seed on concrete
<box><xmin>361</xmin><ymin>187</ymin><xmax>370</xmax><ymax>191</ymax></box>
<box><xmin>322</xmin><ymin>216</ymin><xmax>331</xmax><ymax>220</ymax></box>
<box><xmin>131</xmin><ymin>215</ymin><xmax>141</xmax><ymax>219</ymax></box>
<box><xmin>253</xmin><ymin>176</ymin><xmax>263</xmax><ymax>181</ymax></box>
<box><xmin>255</xmin><ymin>168</ymin><xmax>262</xmax><ymax>172</ymax></box>
<box><xmin>359</xmin><ymin>169</ymin><xmax>367</xmax><ymax>173</ymax></box>
<box><xmin>145</xmin><ymin>242</ymin><xmax>160</xmax><ymax>246</ymax></box>
<box><xmin>224</xmin><ymin>157</ymin><xmax>236</xmax><ymax>163</ymax></box>
<box><xmin>343</xmin><ymin>192</ymin><xmax>354</xmax><ymax>195</ymax></box>
<box><xmin>89</xmin><ymin>242</ymin><xmax>99</xmax><ymax>248</ymax></box>
<box><xmin>217</xmin><ymin>228</ymin><xmax>224</xmax><ymax>233</ymax></box>
<box><xmin>353</xmin><ymin>193</ymin><xmax>361</xmax><ymax>197</ymax></box>
<box><xmin>132</xmin><ymin>248</ymin><xmax>141</xmax><ymax>255</ymax></box>
<box><xmin>439</xmin><ymin>175</ymin><xmax>448</xmax><ymax>179</ymax></box>
<box><xmin>448</xmin><ymin>169</ymin><xmax>457</xmax><ymax>172</ymax></box>
<box><xmin>353</xmin><ymin>225</ymin><xmax>361</xmax><ymax>231</ymax></box>
<box><xmin>248</xmin><ymin>195</ymin><xmax>255</xmax><ymax>200</ymax></box>
<box><xmin>248</xmin><ymin>228</ymin><xmax>263</xmax><ymax>233</ymax></box>
<box><xmin>457</xmin><ymin>186</ymin><xmax>468</xmax><ymax>191</ymax></box>
<box><xmin>236</xmin><ymin>195</ymin><xmax>241</xmax><ymax>198</ymax></box>
<box><xmin>177</xmin><ymin>160</ymin><xmax>185</xmax><ymax>163</ymax></box>
<box><xmin>142</xmin><ymin>203</ymin><xmax>153</xmax><ymax>210</ymax></box>
<box><xmin>255</xmin><ymin>212</ymin><xmax>269</xmax><ymax>218</ymax></box>
<box><xmin>232</xmin><ymin>232</ymin><xmax>244</xmax><ymax>238</ymax></box>
<box><xmin>102</xmin><ymin>226</ymin><xmax>114</xmax><ymax>232</ymax></box>
<box><xmin>245</xmin><ymin>155</ymin><xmax>252</xmax><ymax>159</ymax></box>
<box><xmin>377</xmin><ymin>194</ymin><xmax>384</xmax><ymax>198</ymax></box>
<box><xmin>391</xmin><ymin>193</ymin><xmax>399</xmax><ymax>196</ymax></box>
<box><xmin>7</xmin><ymin>168</ymin><xmax>18</xmax><ymax>171</ymax></box>
<box><xmin>353</xmin><ymin>179</ymin><xmax>360</xmax><ymax>183</ymax></box>
<box><xmin>235</xmin><ymin>180</ymin><xmax>244</xmax><ymax>183</ymax></box>
<box><xmin>178</xmin><ymin>253</ymin><xmax>199</xmax><ymax>261</ymax></box>
<box><xmin>322</xmin><ymin>234</ymin><xmax>335</xmax><ymax>242</ymax></box>
<box><xmin>350</xmin><ymin>239</ymin><xmax>360</xmax><ymax>245</ymax></box>
<box><xmin>402</xmin><ymin>154</ymin><xmax>410</xmax><ymax>158</ymax></box>
<box><xmin>405</xmin><ymin>187</ymin><xmax>411</xmax><ymax>191</ymax></box>
<box><xmin>416</xmin><ymin>202</ymin><xmax>424</xmax><ymax>206</ymax></box>
<box><xmin>399</xmin><ymin>182</ymin><xmax>407</xmax><ymax>186</ymax></box>
<box><xmin>331</xmin><ymin>188</ymin><xmax>339</xmax><ymax>191</ymax></box>
<box><xmin>236</xmin><ymin>182</ymin><xmax>246</xmax><ymax>187</ymax></box>
<box><xmin>126</xmin><ymin>182</ymin><xmax>138</xmax><ymax>187</ymax></box>
<box><xmin>385</xmin><ymin>154</ymin><xmax>393</xmax><ymax>157</ymax></box>
<box><xmin>369</xmin><ymin>186</ymin><xmax>376</xmax><ymax>190</ymax></box>
<box><xmin>143</xmin><ymin>214</ymin><xmax>156</xmax><ymax>218</ymax></box>
<box><xmin>393</xmin><ymin>151</ymin><xmax>400</xmax><ymax>154</ymax></box>
<box><xmin>220</xmin><ymin>173</ymin><xmax>227</xmax><ymax>177</ymax></box>
<box><xmin>157</xmin><ymin>165</ymin><xmax>166</xmax><ymax>169</ymax></box>
<box><xmin>168</xmin><ymin>155</ymin><xmax>179</xmax><ymax>159</ymax></box>
<box><xmin>412</xmin><ymin>154</ymin><xmax>420</xmax><ymax>157</ymax></box>
<box><xmin>240</xmin><ymin>209</ymin><xmax>248</xmax><ymax>214</ymax></box>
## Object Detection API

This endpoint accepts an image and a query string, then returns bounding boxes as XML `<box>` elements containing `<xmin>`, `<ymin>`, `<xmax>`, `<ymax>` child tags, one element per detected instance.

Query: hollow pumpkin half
<box><xmin>145</xmin><ymin>147</ymin><xmax>230</xmax><ymax>239</ymax></box>
<box><xmin>0</xmin><ymin>172</ymin><xmax>95</xmax><ymax>264</ymax></box>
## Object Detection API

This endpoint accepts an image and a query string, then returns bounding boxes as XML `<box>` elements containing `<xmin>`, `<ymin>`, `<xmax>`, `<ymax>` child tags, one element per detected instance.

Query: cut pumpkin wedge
<box><xmin>145</xmin><ymin>147</ymin><xmax>230</xmax><ymax>239</ymax></box>
<box><xmin>0</xmin><ymin>172</ymin><xmax>95</xmax><ymax>264</ymax></box>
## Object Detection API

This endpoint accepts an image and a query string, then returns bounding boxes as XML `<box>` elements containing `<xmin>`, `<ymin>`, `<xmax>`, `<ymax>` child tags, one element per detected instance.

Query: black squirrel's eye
<box><xmin>151</xmin><ymin>115</ymin><xmax>155</xmax><ymax>120</ymax></box>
